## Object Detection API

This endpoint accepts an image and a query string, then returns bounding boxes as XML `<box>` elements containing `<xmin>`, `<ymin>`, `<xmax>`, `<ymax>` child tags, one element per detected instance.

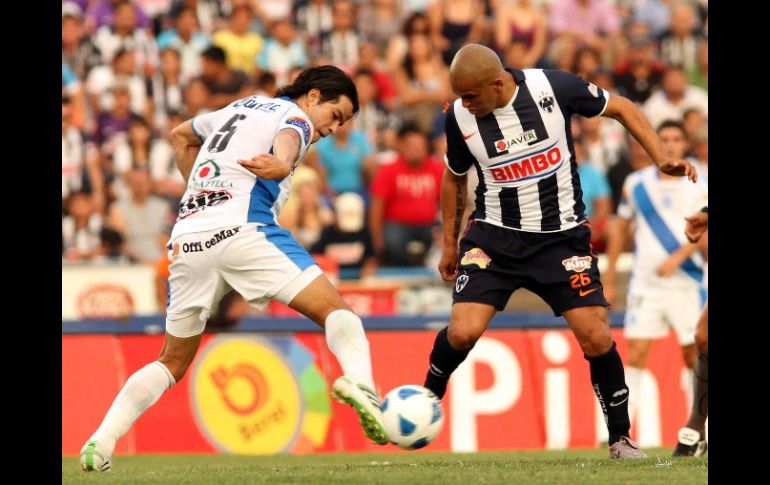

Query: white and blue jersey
<box><xmin>617</xmin><ymin>166</ymin><xmax>708</xmax><ymax>293</ymax></box>
<box><xmin>170</xmin><ymin>94</ymin><xmax>315</xmax><ymax>240</ymax></box>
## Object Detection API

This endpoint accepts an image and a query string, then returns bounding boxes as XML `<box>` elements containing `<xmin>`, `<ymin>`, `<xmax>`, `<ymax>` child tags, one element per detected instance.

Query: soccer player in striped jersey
<box><xmin>422</xmin><ymin>44</ymin><xmax>697</xmax><ymax>459</ymax></box>
<box><xmin>80</xmin><ymin>66</ymin><xmax>388</xmax><ymax>472</ymax></box>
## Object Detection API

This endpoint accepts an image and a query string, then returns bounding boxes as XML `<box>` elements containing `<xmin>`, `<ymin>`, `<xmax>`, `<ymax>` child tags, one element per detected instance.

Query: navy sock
<box><xmin>423</xmin><ymin>327</ymin><xmax>472</xmax><ymax>399</ymax></box>
<box><xmin>585</xmin><ymin>342</ymin><xmax>631</xmax><ymax>445</ymax></box>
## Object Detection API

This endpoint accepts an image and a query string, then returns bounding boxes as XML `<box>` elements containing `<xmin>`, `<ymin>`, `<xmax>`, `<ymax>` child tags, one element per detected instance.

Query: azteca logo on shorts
<box><xmin>461</xmin><ymin>247</ymin><xmax>492</xmax><ymax>269</ymax></box>
<box><xmin>562</xmin><ymin>255</ymin><xmax>592</xmax><ymax>273</ymax></box>
<box><xmin>285</xmin><ymin>116</ymin><xmax>311</xmax><ymax>145</ymax></box>
<box><xmin>190</xmin><ymin>336</ymin><xmax>331</xmax><ymax>454</ymax></box>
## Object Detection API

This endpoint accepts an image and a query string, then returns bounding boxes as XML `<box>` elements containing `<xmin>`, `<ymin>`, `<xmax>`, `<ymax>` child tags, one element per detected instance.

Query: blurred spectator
<box><xmin>311</xmin><ymin>192</ymin><xmax>378</xmax><ymax>278</ymax></box>
<box><xmin>313</xmin><ymin>121</ymin><xmax>376</xmax><ymax>196</ymax></box>
<box><xmin>571</xmin><ymin>46</ymin><xmax>601</xmax><ymax>79</ymax></box>
<box><xmin>212</xmin><ymin>4</ymin><xmax>264</xmax><ymax>76</ymax></box>
<box><xmin>369</xmin><ymin>124</ymin><xmax>444</xmax><ymax>266</ymax></box>
<box><xmin>250</xmin><ymin>0</ymin><xmax>294</xmax><ymax>27</ymax></box>
<box><xmin>386</xmin><ymin>11</ymin><xmax>430</xmax><ymax>71</ymax></box>
<box><xmin>63</xmin><ymin>192</ymin><xmax>104</xmax><ymax>262</ymax></box>
<box><xmin>606</xmin><ymin>135</ymin><xmax>654</xmax><ymax>212</ymax></box>
<box><xmin>88</xmin><ymin>0</ymin><xmax>153</xmax><ymax>31</ymax></box>
<box><xmin>62</xmin><ymin>4</ymin><xmax>103</xmax><ymax>81</ymax></box>
<box><xmin>495</xmin><ymin>0</ymin><xmax>548</xmax><ymax>69</ymax></box>
<box><xmin>108</xmin><ymin>168</ymin><xmax>172</xmax><ymax>263</ymax></box>
<box><xmin>549</xmin><ymin>0</ymin><xmax>620</xmax><ymax>55</ymax></box>
<box><xmin>633</xmin><ymin>0</ymin><xmax>673</xmax><ymax>39</ymax></box>
<box><xmin>643</xmin><ymin>65</ymin><xmax>708</xmax><ymax>130</ymax></box>
<box><xmin>681</xmin><ymin>107</ymin><xmax>706</xmax><ymax>142</ymax></box>
<box><xmin>428</xmin><ymin>0</ymin><xmax>486</xmax><ymax>66</ymax></box>
<box><xmin>63</xmin><ymin>97</ymin><xmax>103</xmax><ymax>206</ymax></box>
<box><xmin>99</xmin><ymin>227</ymin><xmax>130</xmax><ymax>262</ymax></box>
<box><xmin>169</xmin><ymin>0</ymin><xmax>224</xmax><ymax>37</ymax></box>
<box><xmin>612</xmin><ymin>35</ymin><xmax>666</xmax><ymax>104</ymax></box>
<box><xmin>62</xmin><ymin>63</ymin><xmax>88</xmax><ymax>130</ymax></box>
<box><xmin>659</xmin><ymin>1</ymin><xmax>703</xmax><ymax>71</ymax></box>
<box><xmin>356</xmin><ymin>42</ymin><xmax>399</xmax><ymax>111</ymax></box>
<box><xmin>197</xmin><ymin>46</ymin><xmax>252</xmax><ymax>110</ymax></box>
<box><xmin>686</xmin><ymin>38</ymin><xmax>707</xmax><ymax>91</ymax></box>
<box><xmin>155</xmin><ymin>6</ymin><xmax>210</xmax><ymax>83</ymax></box>
<box><xmin>278</xmin><ymin>176</ymin><xmax>335</xmax><ymax>248</ymax></box>
<box><xmin>255</xmin><ymin>71</ymin><xmax>278</xmax><ymax>97</ymax></box>
<box><xmin>92</xmin><ymin>0</ymin><xmax>159</xmax><ymax>76</ymax></box>
<box><xmin>504</xmin><ymin>39</ymin><xmax>532</xmax><ymax>70</ymax></box>
<box><xmin>579</xmin><ymin>115</ymin><xmax>624</xmax><ymax>174</ymax></box>
<box><xmin>86</xmin><ymin>48</ymin><xmax>150</xmax><ymax>119</ymax></box>
<box><xmin>689</xmin><ymin>125</ymin><xmax>707</xmax><ymax>181</ymax></box>
<box><xmin>150</xmin><ymin>48</ymin><xmax>185</xmax><ymax>130</ymax></box>
<box><xmin>352</xmin><ymin>69</ymin><xmax>399</xmax><ymax>152</ymax></box>
<box><xmin>295</xmin><ymin>0</ymin><xmax>334</xmax><ymax>60</ymax></box>
<box><xmin>394</xmin><ymin>32</ymin><xmax>452</xmax><ymax>134</ymax></box>
<box><xmin>321</xmin><ymin>0</ymin><xmax>361</xmax><ymax>71</ymax></box>
<box><xmin>183</xmin><ymin>77</ymin><xmax>212</xmax><ymax>116</ymax></box>
<box><xmin>358</xmin><ymin>0</ymin><xmax>406</xmax><ymax>47</ymax></box>
<box><xmin>256</xmin><ymin>18</ymin><xmax>309</xmax><ymax>86</ymax></box>
<box><xmin>574</xmin><ymin>138</ymin><xmax>612</xmax><ymax>251</ymax></box>
<box><xmin>113</xmin><ymin>117</ymin><xmax>154</xmax><ymax>176</ymax></box>
<box><xmin>147</xmin><ymin>111</ymin><xmax>187</xmax><ymax>201</ymax></box>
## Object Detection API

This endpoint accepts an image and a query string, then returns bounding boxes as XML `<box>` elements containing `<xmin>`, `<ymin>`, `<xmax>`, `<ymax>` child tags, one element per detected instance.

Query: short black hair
<box><xmin>398</xmin><ymin>122</ymin><xmax>426</xmax><ymax>139</ymax></box>
<box><xmin>276</xmin><ymin>65</ymin><xmax>359</xmax><ymax>114</ymax></box>
<box><xmin>657</xmin><ymin>119</ymin><xmax>687</xmax><ymax>137</ymax></box>
<box><xmin>201</xmin><ymin>46</ymin><xmax>226</xmax><ymax>64</ymax></box>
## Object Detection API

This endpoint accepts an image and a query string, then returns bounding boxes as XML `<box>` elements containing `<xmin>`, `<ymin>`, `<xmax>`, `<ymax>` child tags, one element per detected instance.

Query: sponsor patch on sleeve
<box><xmin>284</xmin><ymin>116</ymin><xmax>312</xmax><ymax>145</ymax></box>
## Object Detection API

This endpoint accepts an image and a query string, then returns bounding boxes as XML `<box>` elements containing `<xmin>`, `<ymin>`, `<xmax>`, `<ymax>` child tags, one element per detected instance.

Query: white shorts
<box><xmin>165</xmin><ymin>224</ymin><xmax>322</xmax><ymax>337</ymax></box>
<box><xmin>623</xmin><ymin>285</ymin><xmax>707</xmax><ymax>345</ymax></box>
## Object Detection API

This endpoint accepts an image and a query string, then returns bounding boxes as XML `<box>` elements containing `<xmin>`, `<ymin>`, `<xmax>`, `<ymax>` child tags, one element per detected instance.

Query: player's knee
<box><xmin>575</xmin><ymin>326</ymin><xmax>612</xmax><ymax>355</ymax></box>
<box><xmin>158</xmin><ymin>355</ymin><xmax>192</xmax><ymax>382</ymax></box>
<box><xmin>446</xmin><ymin>325</ymin><xmax>480</xmax><ymax>350</ymax></box>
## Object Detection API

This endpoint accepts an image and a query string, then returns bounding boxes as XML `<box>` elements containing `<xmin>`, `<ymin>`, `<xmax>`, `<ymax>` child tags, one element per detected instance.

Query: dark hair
<box><xmin>398</xmin><ymin>122</ymin><xmax>426</xmax><ymax>139</ymax></box>
<box><xmin>201</xmin><ymin>46</ymin><xmax>226</xmax><ymax>64</ymax></box>
<box><xmin>656</xmin><ymin>119</ymin><xmax>687</xmax><ymax>137</ymax></box>
<box><xmin>276</xmin><ymin>65</ymin><xmax>359</xmax><ymax>114</ymax></box>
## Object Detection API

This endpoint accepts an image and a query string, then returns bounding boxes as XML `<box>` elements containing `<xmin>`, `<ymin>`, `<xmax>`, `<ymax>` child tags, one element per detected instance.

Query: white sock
<box><xmin>325</xmin><ymin>309</ymin><xmax>374</xmax><ymax>390</ymax></box>
<box><xmin>625</xmin><ymin>366</ymin><xmax>643</xmax><ymax>426</ymax></box>
<box><xmin>90</xmin><ymin>361</ymin><xmax>175</xmax><ymax>455</ymax></box>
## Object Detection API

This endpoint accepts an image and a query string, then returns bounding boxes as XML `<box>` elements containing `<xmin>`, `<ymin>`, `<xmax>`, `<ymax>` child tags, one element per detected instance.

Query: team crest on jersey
<box><xmin>587</xmin><ymin>83</ymin><xmax>600</xmax><ymax>98</ymax></box>
<box><xmin>194</xmin><ymin>160</ymin><xmax>221</xmax><ymax>181</ymax></box>
<box><xmin>286</xmin><ymin>116</ymin><xmax>311</xmax><ymax>145</ymax></box>
<box><xmin>562</xmin><ymin>256</ymin><xmax>592</xmax><ymax>273</ymax></box>
<box><xmin>461</xmin><ymin>248</ymin><xmax>492</xmax><ymax>269</ymax></box>
<box><xmin>455</xmin><ymin>274</ymin><xmax>470</xmax><ymax>292</ymax></box>
<box><xmin>538</xmin><ymin>92</ymin><xmax>555</xmax><ymax>113</ymax></box>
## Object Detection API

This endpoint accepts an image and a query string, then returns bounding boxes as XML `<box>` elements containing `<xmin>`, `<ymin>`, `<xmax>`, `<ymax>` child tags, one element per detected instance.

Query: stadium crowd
<box><xmin>62</xmin><ymin>0</ymin><xmax>708</xmax><ymax>273</ymax></box>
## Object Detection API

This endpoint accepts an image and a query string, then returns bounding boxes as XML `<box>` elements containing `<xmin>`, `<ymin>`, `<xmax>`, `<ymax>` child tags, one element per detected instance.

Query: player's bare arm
<box><xmin>602</xmin><ymin>95</ymin><xmax>697</xmax><ymax>183</ymax></box>
<box><xmin>171</xmin><ymin>120</ymin><xmax>204</xmax><ymax>182</ymax></box>
<box><xmin>238</xmin><ymin>128</ymin><xmax>301</xmax><ymax>180</ymax></box>
<box><xmin>656</xmin><ymin>242</ymin><xmax>699</xmax><ymax>277</ymax></box>
<box><xmin>438</xmin><ymin>169</ymin><xmax>468</xmax><ymax>282</ymax></box>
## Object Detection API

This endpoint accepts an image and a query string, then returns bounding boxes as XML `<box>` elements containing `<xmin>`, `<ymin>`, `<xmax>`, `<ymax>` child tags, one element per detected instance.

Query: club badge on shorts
<box><xmin>455</xmin><ymin>274</ymin><xmax>469</xmax><ymax>292</ymax></box>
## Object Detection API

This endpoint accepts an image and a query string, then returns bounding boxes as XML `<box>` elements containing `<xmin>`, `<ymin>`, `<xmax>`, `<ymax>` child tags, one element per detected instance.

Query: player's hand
<box><xmin>238</xmin><ymin>154</ymin><xmax>291</xmax><ymax>180</ymax></box>
<box><xmin>659</xmin><ymin>158</ymin><xmax>698</xmax><ymax>182</ymax></box>
<box><xmin>684</xmin><ymin>212</ymin><xmax>708</xmax><ymax>243</ymax></box>
<box><xmin>438</xmin><ymin>247</ymin><xmax>459</xmax><ymax>282</ymax></box>
<box><xmin>656</xmin><ymin>258</ymin><xmax>678</xmax><ymax>278</ymax></box>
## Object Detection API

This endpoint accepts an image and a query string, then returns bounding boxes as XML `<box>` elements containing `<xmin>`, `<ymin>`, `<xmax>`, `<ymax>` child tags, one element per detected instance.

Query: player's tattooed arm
<box><xmin>438</xmin><ymin>169</ymin><xmax>468</xmax><ymax>281</ymax></box>
<box><xmin>171</xmin><ymin>120</ymin><xmax>203</xmax><ymax>182</ymax></box>
<box><xmin>238</xmin><ymin>128</ymin><xmax>301</xmax><ymax>180</ymax></box>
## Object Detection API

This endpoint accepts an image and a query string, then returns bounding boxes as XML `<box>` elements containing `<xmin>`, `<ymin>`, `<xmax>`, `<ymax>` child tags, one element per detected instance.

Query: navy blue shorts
<box><xmin>452</xmin><ymin>221</ymin><xmax>608</xmax><ymax>316</ymax></box>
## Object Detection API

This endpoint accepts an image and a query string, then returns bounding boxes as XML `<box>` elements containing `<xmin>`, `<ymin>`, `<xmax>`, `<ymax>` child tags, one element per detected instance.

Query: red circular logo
<box><xmin>76</xmin><ymin>284</ymin><xmax>134</xmax><ymax>319</ymax></box>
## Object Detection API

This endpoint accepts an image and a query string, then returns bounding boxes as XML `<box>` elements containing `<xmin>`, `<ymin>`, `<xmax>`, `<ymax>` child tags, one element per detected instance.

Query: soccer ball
<box><xmin>381</xmin><ymin>385</ymin><xmax>443</xmax><ymax>449</ymax></box>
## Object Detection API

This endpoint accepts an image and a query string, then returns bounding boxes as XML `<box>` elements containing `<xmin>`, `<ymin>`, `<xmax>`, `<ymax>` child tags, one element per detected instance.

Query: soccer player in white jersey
<box><xmin>421</xmin><ymin>45</ymin><xmax>698</xmax><ymax>459</ymax></box>
<box><xmin>80</xmin><ymin>66</ymin><xmax>388</xmax><ymax>472</ymax></box>
<box><xmin>604</xmin><ymin>120</ymin><xmax>708</xmax><ymax>439</ymax></box>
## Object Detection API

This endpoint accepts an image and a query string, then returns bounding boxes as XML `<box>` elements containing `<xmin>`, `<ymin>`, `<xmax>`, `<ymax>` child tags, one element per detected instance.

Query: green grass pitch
<box><xmin>62</xmin><ymin>449</ymin><xmax>707</xmax><ymax>484</ymax></box>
